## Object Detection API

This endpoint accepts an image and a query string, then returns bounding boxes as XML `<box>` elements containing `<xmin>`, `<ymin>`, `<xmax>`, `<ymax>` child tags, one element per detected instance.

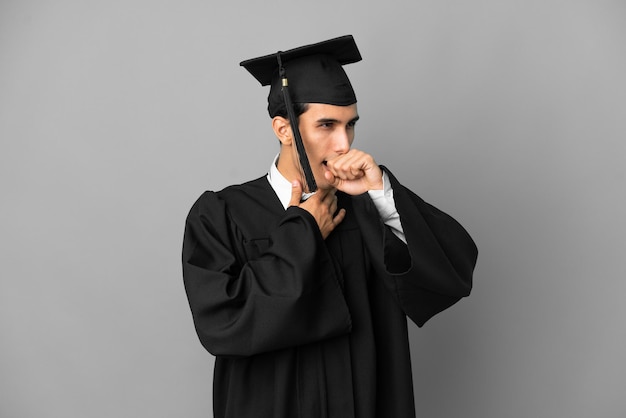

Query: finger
<box><xmin>324</xmin><ymin>170</ymin><xmax>339</xmax><ymax>186</ymax></box>
<box><xmin>310</xmin><ymin>187</ymin><xmax>330</xmax><ymax>203</ymax></box>
<box><xmin>333</xmin><ymin>208</ymin><xmax>346</xmax><ymax>226</ymax></box>
<box><xmin>344</xmin><ymin>153</ymin><xmax>367</xmax><ymax>178</ymax></box>
<box><xmin>288</xmin><ymin>180</ymin><xmax>302</xmax><ymax>207</ymax></box>
<box><xmin>328</xmin><ymin>155</ymin><xmax>365</xmax><ymax>180</ymax></box>
<box><xmin>329</xmin><ymin>194</ymin><xmax>338</xmax><ymax>214</ymax></box>
<box><xmin>350</xmin><ymin>162</ymin><xmax>365</xmax><ymax>177</ymax></box>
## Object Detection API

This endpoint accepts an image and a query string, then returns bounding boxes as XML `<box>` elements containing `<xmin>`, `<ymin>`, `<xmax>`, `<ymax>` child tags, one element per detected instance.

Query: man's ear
<box><xmin>272</xmin><ymin>116</ymin><xmax>293</xmax><ymax>145</ymax></box>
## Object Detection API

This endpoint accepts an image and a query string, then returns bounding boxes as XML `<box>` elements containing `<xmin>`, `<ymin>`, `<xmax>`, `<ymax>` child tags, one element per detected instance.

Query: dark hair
<box><xmin>271</xmin><ymin>102</ymin><xmax>309</xmax><ymax>119</ymax></box>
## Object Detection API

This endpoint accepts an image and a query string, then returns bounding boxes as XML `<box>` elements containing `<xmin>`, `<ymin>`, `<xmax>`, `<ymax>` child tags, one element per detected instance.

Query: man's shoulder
<box><xmin>190</xmin><ymin>176</ymin><xmax>268</xmax><ymax>209</ymax></box>
<box><xmin>214</xmin><ymin>175</ymin><xmax>284</xmax><ymax>217</ymax></box>
<box><xmin>188</xmin><ymin>175</ymin><xmax>280</xmax><ymax>222</ymax></box>
<box><xmin>216</xmin><ymin>175</ymin><xmax>272</xmax><ymax>202</ymax></box>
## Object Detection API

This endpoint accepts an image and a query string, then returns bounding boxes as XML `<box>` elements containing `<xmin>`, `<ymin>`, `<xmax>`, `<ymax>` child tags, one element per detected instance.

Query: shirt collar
<box><xmin>267</xmin><ymin>154</ymin><xmax>292</xmax><ymax>209</ymax></box>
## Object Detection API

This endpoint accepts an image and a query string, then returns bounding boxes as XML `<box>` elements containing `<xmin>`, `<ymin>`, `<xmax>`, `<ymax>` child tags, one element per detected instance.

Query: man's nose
<box><xmin>334</xmin><ymin>129</ymin><xmax>351</xmax><ymax>154</ymax></box>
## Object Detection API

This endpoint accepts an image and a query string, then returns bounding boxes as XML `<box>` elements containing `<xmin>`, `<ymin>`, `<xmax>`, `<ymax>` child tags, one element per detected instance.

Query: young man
<box><xmin>182</xmin><ymin>35</ymin><xmax>478</xmax><ymax>418</ymax></box>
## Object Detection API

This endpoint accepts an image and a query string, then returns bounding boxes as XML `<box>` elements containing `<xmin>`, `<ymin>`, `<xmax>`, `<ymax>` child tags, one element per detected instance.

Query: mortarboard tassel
<box><xmin>277</xmin><ymin>52</ymin><xmax>317</xmax><ymax>194</ymax></box>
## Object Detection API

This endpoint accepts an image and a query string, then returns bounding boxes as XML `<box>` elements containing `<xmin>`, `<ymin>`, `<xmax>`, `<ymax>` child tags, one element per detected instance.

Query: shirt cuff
<box><xmin>367</xmin><ymin>171</ymin><xmax>406</xmax><ymax>243</ymax></box>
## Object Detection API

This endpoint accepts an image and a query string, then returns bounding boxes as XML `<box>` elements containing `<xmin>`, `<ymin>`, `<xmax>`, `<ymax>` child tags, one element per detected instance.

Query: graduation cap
<box><xmin>240</xmin><ymin>35</ymin><xmax>362</xmax><ymax>193</ymax></box>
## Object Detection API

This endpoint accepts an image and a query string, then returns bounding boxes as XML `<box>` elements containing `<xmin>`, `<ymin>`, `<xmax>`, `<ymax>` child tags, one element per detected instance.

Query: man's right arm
<box><xmin>182</xmin><ymin>191</ymin><xmax>351</xmax><ymax>358</ymax></box>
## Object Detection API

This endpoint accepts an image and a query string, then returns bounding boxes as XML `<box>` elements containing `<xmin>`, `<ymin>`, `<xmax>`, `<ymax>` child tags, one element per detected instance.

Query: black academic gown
<box><xmin>182</xmin><ymin>167</ymin><xmax>477</xmax><ymax>418</ymax></box>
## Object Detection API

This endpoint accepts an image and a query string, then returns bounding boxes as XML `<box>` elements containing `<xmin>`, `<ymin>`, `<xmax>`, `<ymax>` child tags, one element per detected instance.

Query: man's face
<box><xmin>296</xmin><ymin>103</ymin><xmax>359</xmax><ymax>190</ymax></box>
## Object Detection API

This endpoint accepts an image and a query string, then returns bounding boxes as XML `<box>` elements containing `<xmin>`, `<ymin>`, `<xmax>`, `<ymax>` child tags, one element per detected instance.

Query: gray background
<box><xmin>1</xmin><ymin>0</ymin><xmax>625</xmax><ymax>417</ymax></box>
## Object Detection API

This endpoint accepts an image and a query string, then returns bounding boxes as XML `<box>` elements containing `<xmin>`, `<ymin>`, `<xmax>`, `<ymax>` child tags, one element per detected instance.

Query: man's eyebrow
<box><xmin>316</xmin><ymin>115</ymin><xmax>360</xmax><ymax>124</ymax></box>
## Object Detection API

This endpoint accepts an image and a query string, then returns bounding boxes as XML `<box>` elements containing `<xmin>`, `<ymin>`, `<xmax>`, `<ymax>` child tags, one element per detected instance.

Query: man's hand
<box><xmin>289</xmin><ymin>180</ymin><xmax>346</xmax><ymax>239</ymax></box>
<box><xmin>324</xmin><ymin>149</ymin><xmax>384</xmax><ymax>196</ymax></box>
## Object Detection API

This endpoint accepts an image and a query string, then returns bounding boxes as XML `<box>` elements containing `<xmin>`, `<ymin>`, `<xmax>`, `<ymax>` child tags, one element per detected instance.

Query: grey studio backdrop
<box><xmin>1</xmin><ymin>1</ymin><xmax>625</xmax><ymax>417</ymax></box>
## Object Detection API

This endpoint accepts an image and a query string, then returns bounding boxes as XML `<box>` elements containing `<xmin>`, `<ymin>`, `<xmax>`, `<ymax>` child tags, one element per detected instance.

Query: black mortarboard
<box><xmin>240</xmin><ymin>35</ymin><xmax>362</xmax><ymax>193</ymax></box>
<box><xmin>240</xmin><ymin>35</ymin><xmax>362</xmax><ymax>117</ymax></box>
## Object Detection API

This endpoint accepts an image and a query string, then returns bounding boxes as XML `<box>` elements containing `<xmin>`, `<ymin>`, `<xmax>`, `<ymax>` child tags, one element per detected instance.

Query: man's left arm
<box><xmin>355</xmin><ymin>166</ymin><xmax>478</xmax><ymax>327</ymax></box>
<box><xmin>326</xmin><ymin>150</ymin><xmax>478</xmax><ymax>325</ymax></box>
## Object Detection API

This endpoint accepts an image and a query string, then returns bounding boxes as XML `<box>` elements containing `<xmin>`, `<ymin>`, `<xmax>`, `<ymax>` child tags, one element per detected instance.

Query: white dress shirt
<box><xmin>266</xmin><ymin>155</ymin><xmax>406</xmax><ymax>243</ymax></box>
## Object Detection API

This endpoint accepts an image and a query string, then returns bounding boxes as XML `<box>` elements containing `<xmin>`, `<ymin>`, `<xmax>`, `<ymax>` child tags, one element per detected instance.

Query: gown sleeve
<box><xmin>182</xmin><ymin>191</ymin><xmax>352</xmax><ymax>357</ymax></box>
<box><xmin>354</xmin><ymin>166</ymin><xmax>478</xmax><ymax>327</ymax></box>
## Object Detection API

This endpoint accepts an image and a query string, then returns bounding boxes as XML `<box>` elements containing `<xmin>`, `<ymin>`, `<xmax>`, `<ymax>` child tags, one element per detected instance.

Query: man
<box><xmin>182</xmin><ymin>35</ymin><xmax>477</xmax><ymax>418</ymax></box>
